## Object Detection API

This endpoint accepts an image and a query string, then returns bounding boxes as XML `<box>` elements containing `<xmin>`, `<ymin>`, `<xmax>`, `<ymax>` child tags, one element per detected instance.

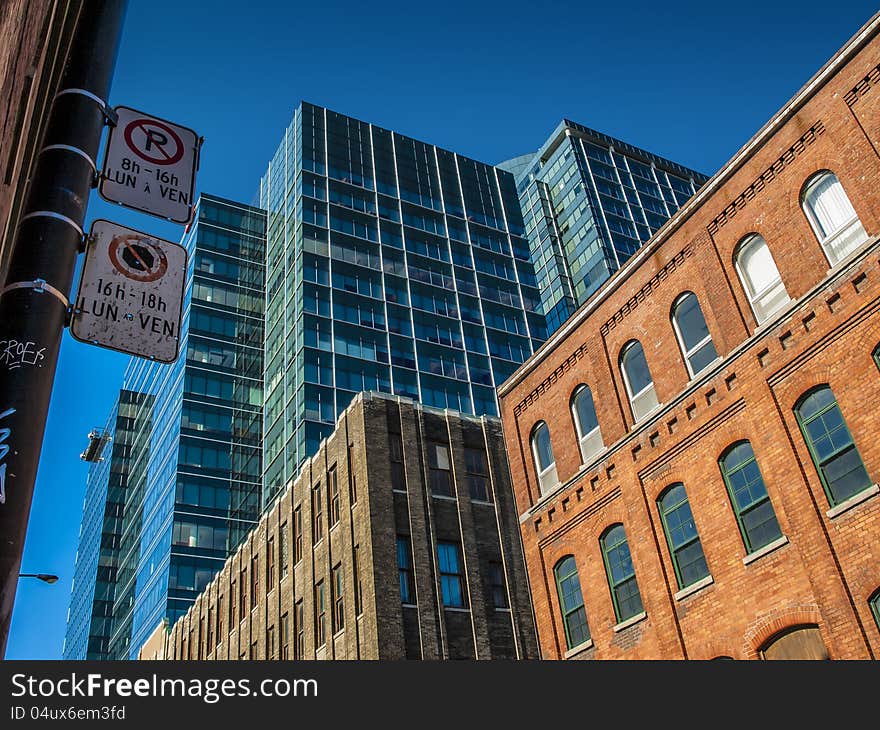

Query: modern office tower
<box><xmin>500</xmin><ymin>121</ymin><xmax>709</xmax><ymax>333</ymax></box>
<box><xmin>63</xmin><ymin>389</ymin><xmax>148</xmax><ymax>659</ymax></box>
<box><xmin>142</xmin><ymin>392</ymin><xmax>539</xmax><ymax>661</ymax></box>
<box><xmin>259</xmin><ymin>102</ymin><xmax>547</xmax><ymax>505</ymax></box>
<box><xmin>64</xmin><ymin>194</ymin><xmax>267</xmax><ymax>660</ymax></box>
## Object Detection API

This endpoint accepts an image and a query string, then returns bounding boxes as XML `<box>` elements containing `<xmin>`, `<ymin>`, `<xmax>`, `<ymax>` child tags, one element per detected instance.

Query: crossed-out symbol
<box><xmin>123</xmin><ymin>118</ymin><xmax>184</xmax><ymax>166</ymax></box>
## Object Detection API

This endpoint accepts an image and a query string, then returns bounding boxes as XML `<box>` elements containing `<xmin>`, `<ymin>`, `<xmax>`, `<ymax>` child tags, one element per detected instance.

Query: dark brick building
<box><xmin>0</xmin><ymin>0</ymin><xmax>85</xmax><ymax>286</ymax></box>
<box><xmin>145</xmin><ymin>392</ymin><xmax>538</xmax><ymax>660</ymax></box>
<box><xmin>498</xmin><ymin>12</ymin><xmax>880</xmax><ymax>660</ymax></box>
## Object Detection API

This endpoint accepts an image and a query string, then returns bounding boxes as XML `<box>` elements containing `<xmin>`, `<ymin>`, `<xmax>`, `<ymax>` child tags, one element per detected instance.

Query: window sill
<box><xmin>613</xmin><ymin>611</ymin><xmax>647</xmax><ymax>633</ymax></box>
<box><xmin>333</xmin><ymin>629</ymin><xmax>344</xmax><ymax>639</ymax></box>
<box><xmin>432</xmin><ymin>494</ymin><xmax>458</xmax><ymax>502</ymax></box>
<box><xmin>674</xmin><ymin>575</ymin><xmax>714</xmax><ymax>601</ymax></box>
<box><xmin>401</xmin><ymin>603</ymin><xmax>418</xmax><ymax>609</ymax></box>
<box><xmin>392</xmin><ymin>488</ymin><xmax>408</xmax><ymax>495</ymax></box>
<box><xmin>494</xmin><ymin>607</ymin><xmax>512</xmax><ymax>613</ymax></box>
<box><xmin>443</xmin><ymin>606</ymin><xmax>470</xmax><ymax>613</ymax></box>
<box><xmin>564</xmin><ymin>639</ymin><xmax>594</xmax><ymax>658</ymax></box>
<box><xmin>630</xmin><ymin>403</ymin><xmax>664</xmax><ymax>431</ymax></box>
<box><xmin>470</xmin><ymin>499</ymin><xmax>494</xmax><ymax>507</ymax></box>
<box><xmin>743</xmin><ymin>535</ymin><xmax>789</xmax><ymax>565</ymax></box>
<box><xmin>826</xmin><ymin>483</ymin><xmax>879</xmax><ymax>519</ymax></box>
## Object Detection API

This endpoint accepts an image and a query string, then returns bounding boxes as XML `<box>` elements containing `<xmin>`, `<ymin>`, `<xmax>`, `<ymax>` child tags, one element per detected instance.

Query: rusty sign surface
<box><xmin>70</xmin><ymin>219</ymin><xmax>187</xmax><ymax>362</ymax></box>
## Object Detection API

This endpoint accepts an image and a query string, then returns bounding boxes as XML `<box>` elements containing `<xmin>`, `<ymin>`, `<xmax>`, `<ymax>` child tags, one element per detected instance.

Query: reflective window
<box><xmin>671</xmin><ymin>293</ymin><xmax>718</xmax><ymax>377</ymax></box>
<box><xmin>600</xmin><ymin>525</ymin><xmax>644</xmax><ymax>623</ymax></box>
<box><xmin>735</xmin><ymin>234</ymin><xmax>790</xmax><ymax>324</ymax></box>
<box><xmin>658</xmin><ymin>484</ymin><xmax>710</xmax><ymax>589</ymax></box>
<box><xmin>795</xmin><ymin>386</ymin><xmax>871</xmax><ymax>507</ymax></box>
<box><xmin>620</xmin><ymin>341</ymin><xmax>659</xmax><ymax>421</ymax></box>
<box><xmin>531</xmin><ymin>421</ymin><xmax>558</xmax><ymax>494</ymax></box>
<box><xmin>571</xmin><ymin>385</ymin><xmax>603</xmax><ymax>463</ymax></box>
<box><xmin>554</xmin><ymin>556</ymin><xmax>591</xmax><ymax>649</ymax></box>
<box><xmin>719</xmin><ymin>441</ymin><xmax>783</xmax><ymax>553</ymax></box>
<box><xmin>397</xmin><ymin>536</ymin><xmax>415</xmax><ymax>604</ymax></box>
<box><xmin>437</xmin><ymin>542</ymin><xmax>465</xmax><ymax>608</ymax></box>
<box><xmin>802</xmin><ymin>171</ymin><xmax>868</xmax><ymax>265</ymax></box>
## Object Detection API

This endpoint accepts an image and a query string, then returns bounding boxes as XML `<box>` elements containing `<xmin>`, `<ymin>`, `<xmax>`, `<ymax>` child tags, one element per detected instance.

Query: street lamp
<box><xmin>18</xmin><ymin>573</ymin><xmax>58</xmax><ymax>584</ymax></box>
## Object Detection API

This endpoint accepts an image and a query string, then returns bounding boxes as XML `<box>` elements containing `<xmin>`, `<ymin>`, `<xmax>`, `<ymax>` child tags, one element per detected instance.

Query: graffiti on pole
<box><xmin>0</xmin><ymin>407</ymin><xmax>15</xmax><ymax>505</ymax></box>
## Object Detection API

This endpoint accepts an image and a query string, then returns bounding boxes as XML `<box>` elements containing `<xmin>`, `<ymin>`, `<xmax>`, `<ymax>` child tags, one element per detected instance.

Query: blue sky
<box><xmin>8</xmin><ymin>0</ymin><xmax>879</xmax><ymax>659</ymax></box>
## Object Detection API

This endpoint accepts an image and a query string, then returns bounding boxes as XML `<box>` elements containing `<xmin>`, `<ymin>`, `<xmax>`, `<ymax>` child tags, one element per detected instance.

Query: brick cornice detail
<box><xmin>845</xmin><ymin>62</ymin><xmax>880</xmax><ymax>106</ymax></box>
<box><xmin>513</xmin><ymin>344</ymin><xmax>589</xmax><ymax>417</ymax></box>
<box><xmin>707</xmin><ymin>121</ymin><xmax>825</xmax><ymax>236</ymax></box>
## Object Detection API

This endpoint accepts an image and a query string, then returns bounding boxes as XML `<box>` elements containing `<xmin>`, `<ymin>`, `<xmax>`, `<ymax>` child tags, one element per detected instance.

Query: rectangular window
<box><xmin>329</xmin><ymin>465</ymin><xmax>340</xmax><ymax>527</ymax></box>
<box><xmin>206</xmin><ymin>608</ymin><xmax>214</xmax><ymax>653</ymax></box>
<box><xmin>217</xmin><ymin>595</ymin><xmax>223</xmax><ymax>640</ymax></box>
<box><xmin>465</xmin><ymin>448</ymin><xmax>490</xmax><ymax>502</ymax></box>
<box><xmin>312</xmin><ymin>483</ymin><xmax>324</xmax><ymax>544</ymax></box>
<box><xmin>315</xmin><ymin>581</ymin><xmax>326</xmax><ymax>647</ymax></box>
<box><xmin>390</xmin><ymin>433</ymin><xmax>406</xmax><ymax>491</ymax></box>
<box><xmin>280</xmin><ymin>612</ymin><xmax>290</xmax><ymax>660</ymax></box>
<box><xmin>348</xmin><ymin>444</ymin><xmax>358</xmax><ymax>505</ymax></box>
<box><xmin>279</xmin><ymin>523</ymin><xmax>289</xmax><ymax>578</ymax></box>
<box><xmin>267</xmin><ymin>537</ymin><xmax>275</xmax><ymax>589</ymax></box>
<box><xmin>354</xmin><ymin>545</ymin><xmax>363</xmax><ymax>615</ymax></box>
<box><xmin>332</xmin><ymin>564</ymin><xmax>345</xmax><ymax>634</ymax></box>
<box><xmin>250</xmin><ymin>556</ymin><xmax>259</xmax><ymax>609</ymax></box>
<box><xmin>294</xmin><ymin>507</ymin><xmax>303</xmax><ymax>563</ymax></box>
<box><xmin>229</xmin><ymin>581</ymin><xmax>236</xmax><ymax>626</ymax></box>
<box><xmin>428</xmin><ymin>443</ymin><xmax>453</xmax><ymax>497</ymax></box>
<box><xmin>295</xmin><ymin>600</ymin><xmax>305</xmax><ymax>659</ymax></box>
<box><xmin>397</xmin><ymin>536</ymin><xmax>415</xmax><ymax>605</ymax></box>
<box><xmin>266</xmin><ymin>625</ymin><xmax>275</xmax><ymax>660</ymax></box>
<box><xmin>489</xmin><ymin>561</ymin><xmax>508</xmax><ymax>608</ymax></box>
<box><xmin>250</xmin><ymin>640</ymin><xmax>258</xmax><ymax>659</ymax></box>
<box><xmin>238</xmin><ymin>569</ymin><xmax>247</xmax><ymax>620</ymax></box>
<box><xmin>437</xmin><ymin>542</ymin><xmax>465</xmax><ymax>608</ymax></box>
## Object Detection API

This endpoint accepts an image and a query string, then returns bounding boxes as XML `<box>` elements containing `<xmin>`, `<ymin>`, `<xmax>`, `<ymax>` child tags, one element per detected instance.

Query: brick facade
<box><xmin>498</xmin><ymin>13</ymin><xmax>880</xmax><ymax>660</ymax></box>
<box><xmin>145</xmin><ymin>393</ymin><xmax>538</xmax><ymax>660</ymax></box>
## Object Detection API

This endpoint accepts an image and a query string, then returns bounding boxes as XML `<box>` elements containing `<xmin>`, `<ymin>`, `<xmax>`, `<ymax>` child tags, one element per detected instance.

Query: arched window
<box><xmin>531</xmin><ymin>421</ymin><xmax>558</xmax><ymax>495</ymax></box>
<box><xmin>795</xmin><ymin>386</ymin><xmax>871</xmax><ymax>507</ymax></box>
<box><xmin>620</xmin><ymin>340</ymin><xmax>658</xmax><ymax>422</ymax></box>
<box><xmin>658</xmin><ymin>483</ymin><xmax>710</xmax><ymax>589</ymax></box>
<box><xmin>802</xmin><ymin>171</ymin><xmax>868</xmax><ymax>266</ymax></box>
<box><xmin>600</xmin><ymin>524</ymin><xmax>644</xmax><ymax>623</ymax></box>
<box><xmin>870</xmin><ymin>589</ymin><xmax>880</xmax><ymax>632</ymax></box>
<box><xmin>671</xmin><ymin>292</ymin><xmax>718</xmax><ymax>377</ymax></box>
<box><xmin>553</xmin><ymin>556</ymin><xmax>591</xmax><ymax>650</ymax></box>
<box><xmin>759</xmin><ymin>625</ymin><xmax>829</xmax><ymax>660</ymax></box>
<box><xmin>719</xmin><ymin>441</ymin><xmax>783</xmax><ymax>553</ymax></box>
<box><xmin>873</xmin><ymin>343</ymin><xmax>880</xmax><ymax>372</ymax></box>
<box><xmin>734</xmin><ymin>234</ymin><xmax>790</xmax><ymax>324</ymax></box>
<box><xmin>571</xmin><ymin>385</ymin><xmax>603</xmax><ymax>463</ymax></box>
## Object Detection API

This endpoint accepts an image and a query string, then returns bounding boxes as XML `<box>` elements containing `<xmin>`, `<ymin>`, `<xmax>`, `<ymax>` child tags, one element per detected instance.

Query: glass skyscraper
<box><xmin>64</xmin><ymin>194</ymin><xmax>266</xmax><ymax>659</ymax></box>
<box><xmin>259</xmin><ymin>102</ymin><xmax>547</xmax><ymax>503</ymax></box>
<box><xmin>500</xmin><ymin>120</ymin><xmax>709</xmax><ymax>333</ymax></box>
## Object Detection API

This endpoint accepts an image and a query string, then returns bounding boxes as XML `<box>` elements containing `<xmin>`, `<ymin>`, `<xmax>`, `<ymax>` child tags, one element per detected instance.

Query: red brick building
<box><xmin>498</xmin><ymin>12</ymin><xmax>880</xmax><ymax>660</ymax></box>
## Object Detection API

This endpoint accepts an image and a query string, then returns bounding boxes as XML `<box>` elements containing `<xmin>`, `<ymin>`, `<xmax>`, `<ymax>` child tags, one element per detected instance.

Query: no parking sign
<box><xmin>99</xmin><ymin>106</ymin><xmax>201</xmax><ymax>224</ymax></box>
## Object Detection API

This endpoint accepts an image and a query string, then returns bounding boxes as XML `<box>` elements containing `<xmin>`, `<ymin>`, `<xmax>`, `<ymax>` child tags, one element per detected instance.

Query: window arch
<box><xmin>657</xmin><ymin>483</ymin><xmax>710</xmax><ymax>589</ymax></box>
<box><xmin>530</xmin><ymin>421</ymin><xmax>558</xmax><ymax>495</ymax></box>
<box><xmin>734</xmin><ymin>234</ymin><xmax>790</xmax><ymax>324</ymax></box>
<box><xmin>571</xmin><ymin>385</ymin><xmax>603</xmax><ymax>464</ymax></box>
<box><xmin>873</xmin><ymin>343</ymin><xmax>880</xmax><ymax>372</ymax></box>
<box><xmin>870</xmin><ymin>588</ymin><xmax>880</xmax><ymax>632</ymax></box>
<box><xmin>802</xmin><ymin>170</ymin><xmax>868</xmax><ymax>266</ymax></box>
<box><xmin>671</xmin><ymin>292</ymin><xmax>718</xmax><ymax>377</ymax></box>
<box><xmin>620</xmin><ymin>340</ymin><xmax>659</xmax><ymax>422</ymax></box>
<box><xmin>553</xmin><ymin>556</ymin><xmax>591</xmax><ymax>650</ymax></box>
<box><xmin>719</xmin><ymin>441</ymin><xmax>783</xmax><ymax>553</ymax></box>
<box><xmin>794</xmin><ymin>386</ymin><xmax>871</xmax><ymax>507</ymax></box>
<box><xmin>600</xmin><ymin>524</ymin><xmax>644</xmax><ymax>623</ymax></box>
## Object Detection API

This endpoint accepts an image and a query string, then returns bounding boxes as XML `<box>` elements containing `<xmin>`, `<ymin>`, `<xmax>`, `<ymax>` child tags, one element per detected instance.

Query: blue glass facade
<box><xmin>259</xmin><ymin>102</ymin><xmax>547</xmax><ymax>503</ymax></box>
<box><xmin>65</xmin><ymin>194</ymin><xmax>266</xmax><ymax>659</ymax></box>
<box><xmin>502</xmin><ymin>121</ymin><xmax>709</xmax><ymax>334</ymax></box>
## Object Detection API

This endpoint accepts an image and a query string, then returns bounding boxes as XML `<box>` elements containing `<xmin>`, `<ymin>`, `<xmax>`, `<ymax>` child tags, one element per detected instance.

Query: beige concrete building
<box><xmin>143</xmin><ymin>392</ymin><xmax>538</xmax><ymax>660</ymax></box>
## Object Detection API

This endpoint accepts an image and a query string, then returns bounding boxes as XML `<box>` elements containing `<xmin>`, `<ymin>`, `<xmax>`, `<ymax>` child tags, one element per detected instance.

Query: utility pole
<box><xmin>0</xmin><ymin>0</ymin><xmax>128</xmax><ymax>658</ymax></box>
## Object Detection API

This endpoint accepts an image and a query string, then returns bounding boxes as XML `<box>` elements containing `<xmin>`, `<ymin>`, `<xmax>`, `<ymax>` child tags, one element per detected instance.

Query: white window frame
<box><xmin>531</xmin><ymin>421</ymin><xmax>558</xmax><ymax>495</ymax></box>
<box><xmin>571</xmin><ymin>385</ymin><xmax>603</xmax><ymax>464</ymax></box>
<box><xmin>801</xmin><ymin>170</ymin><xmax>868</xmax><ymax>267</ymax></box>
<box><xmin>620</xmin><ymin>341</ymin><xmax>659</xmax><ymax>423</ymax></box>
<box><xmin>670</xmin><ymin>292</ymin><xmax>717</xmax><ymax>379</ymax></box>
<box><xmin>734</xmin><ymin>234</ymin><xmax>790</xmax><ymax>325</ymax></box>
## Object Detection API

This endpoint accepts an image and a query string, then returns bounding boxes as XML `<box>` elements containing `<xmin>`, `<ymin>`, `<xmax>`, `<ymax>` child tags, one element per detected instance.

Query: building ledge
<box><xmin>432</xmin><ymin>494</ymin><xmax>458</xmax><ymax>503</ymax></box>
<box><xmin>674</xmin><ymin>574</ymin><xmax>714</xmax><ymax>601</ymax></box>
<box><xmin>613</xmin><ymin>611</ymin><xmax>647</xmax><ymax>633</ymax></box>
<box><xmin>443</xmin><ymin>606</ymin><xmax>471</xmax><ymax>613</ymax></box>
<box><xmin>743</xmin><ymin>535</ymin><xmax>789</xmax><ymax>565</ymax></box>
<box><xmin>826</xmin><ymin>483</ymin><xmax>880</xmax><ymax>519</ymax></box>
<box><xmin>564</xmin><ymin>639</ymin><xmax>594</xmax><ymax>658</ymax></box>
